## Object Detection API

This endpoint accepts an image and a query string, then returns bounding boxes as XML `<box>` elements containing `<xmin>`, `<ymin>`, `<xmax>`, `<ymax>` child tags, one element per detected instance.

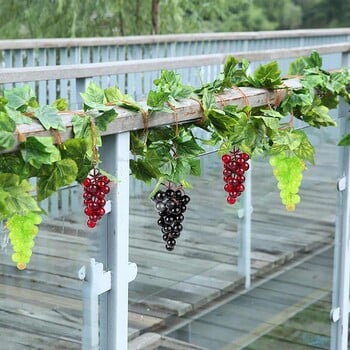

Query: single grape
<box><xmin>221</xmin><ymin>154</ymin><xmax>231</xmax><ymax>164</ymax></box>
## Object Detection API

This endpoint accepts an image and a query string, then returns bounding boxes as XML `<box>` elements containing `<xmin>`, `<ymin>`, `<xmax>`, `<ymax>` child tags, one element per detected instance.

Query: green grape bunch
<box><xmin>6</xmin><ymin>212</ymin><xmax>42</xmax><ymax>270</ymax></box>
<box><xmin>269</xmin><ymin>152</ymin><xmax>305</xmax><ymax>211</ymax></box>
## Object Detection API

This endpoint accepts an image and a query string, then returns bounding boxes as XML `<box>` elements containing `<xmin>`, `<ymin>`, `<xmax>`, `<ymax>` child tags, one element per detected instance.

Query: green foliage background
<box><xmin>0</xmin><ymin>0</ymin><xmax>349</xmax><ymax>39</ymax></box>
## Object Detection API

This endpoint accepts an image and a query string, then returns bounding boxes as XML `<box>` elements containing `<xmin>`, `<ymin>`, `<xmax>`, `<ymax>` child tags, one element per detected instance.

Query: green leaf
<box><xmin>305</xmin><ymin>51</ymin><xmax>322</xmax><ymax>68</ymax></box>
<box><xmin>147</xmin><ymin>90</ymin><xmax>171</xmax><ymax>113</ymax></box>
<box><xmin>4</xmin><ymin>85</ymin><xmax>37</xmax><ymax>111</ymax></box>
<box><xmin>272</xmin><ymin>130</ymin><xmax>302</xmax><ymax>152</ymax></box>
<box><xmin>60</xmin><ymin>138</ymin><xmax>92</xmax><ymax>182</ymax></box>
<box><xmin>53</xmin><ymin>98</ymin><xmax>68</xmax><ymax>111</ymax></box>
<box><xmin>95</xmin><ymin>109</ymin><xmax>118</xmax><ymax>132</ymax></box>
<box><xmin>0</xmin><ymin>152</ymin><xmax>31</xmax><ymax>179</ymax></box>
<box><xmin>252</xmin><ymin>109</ymin><xmax>284</xmax><ymax>130</ymax></box>
<box><xmin>171</xmin><ymin>157</ymin><xmax>192</xmax><ymax>183</ymax></box>
<box><xmin>104</xmin><ymin>86</ymin><xmax>141</xmax><ymax>111</ymax></box>
<box><xmin>36</xmin><ymin>159</ymin><xmax>78</xmax><ymax>201</ymax></box>
<box><xmin>0</xmin><ymin>111</ymin><xmax>16</xmax><ymax>150</ymax></box>
<box><xmin>288</xmin><ymin>57</ymin><xmax>306</xmax><ymax>76</ymax></box>
<box><xmin>301</xmin><ymin>104</ymin><xmax>337</xmax><ymax>128</ymax></box>
<box><xmin>202</xmin><ymin>89</ymin><xmax>217</xmax><ymax>112</ymax></box>
<box><xmin>0</xmin><ymin>173</ymin><xmax>40</xmax><ymax>220</ymax></box>
<box><xmin>248</xmin><ymin>61</ymin><xmax>282</xmax><ymax>89</ymax></box>
<box><xmin>20</xmin><ymin>136</ymin><xmax>61</xmax><ymax>168</ymax></box>
<box><xmin>130</xmin><ymin>159</ymin><xmax>161</xmax><ymax>184</ymax></box>
<box><xmin>292</xmin><ymin>130</ymin><xmax>315</xmax><ymax>164</ymax></box>
<box><xmin>35</xmin><ymin>105</ymin><xmax>65</xmax><ymax>131</ymax></box>
<box><xmin>72</xmin><ymin>114</ymin><xmax>91</xmax><ymax>138</ymax></box>
<box><xmin>338</xmin><ymin>133</ymin><xmax>350</xmax><ymax>146</ymax></box>
<box><xmin>189</xmin><ymin>158</ymin><xmax>201</xmax><ymax>176</ymax></box>
<box><xmin>6</xmin><ymin>107</ymin><xmax>33</xmax><ymax>124</ymax></box>
<box><xmin>81</xmin><ymin>81</ymin><xmax>105</xmax><ymax>106</ymax></box>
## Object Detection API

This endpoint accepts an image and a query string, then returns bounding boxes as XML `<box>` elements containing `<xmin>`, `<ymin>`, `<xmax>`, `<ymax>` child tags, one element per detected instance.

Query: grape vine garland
<box><xmin>0</xmin><ymin>51</ymin><xmax>349</xmax><ymax>268</ymax></box>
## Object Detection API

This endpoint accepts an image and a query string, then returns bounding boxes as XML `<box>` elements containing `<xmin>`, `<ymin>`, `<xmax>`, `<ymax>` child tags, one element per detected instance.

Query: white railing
<box><xmin>1</xmin><ymin>28</ymin><xmax>350</xmax><ymax>107</ymax></box>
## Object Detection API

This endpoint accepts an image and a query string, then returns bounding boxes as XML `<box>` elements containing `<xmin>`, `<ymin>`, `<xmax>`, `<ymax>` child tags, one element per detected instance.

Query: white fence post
<box><xmin>330</xmin><ymin>50</ymin><xmax>350</xmax><ymax>350</ymax></box>
<box><xmin>101</xmin><ymin>131</ymin><xmax>136</xmax><ymax>350</ymax></box>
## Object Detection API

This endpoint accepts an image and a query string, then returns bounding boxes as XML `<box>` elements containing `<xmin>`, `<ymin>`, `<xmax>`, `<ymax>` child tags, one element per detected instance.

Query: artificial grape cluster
<box><xmin>83</xmin><ymin>168</ymin><xmax>110</xmax><ymax>228</ymax></box>
<box><xmin>221</xmin><ymin>148</ymin><xmax>250</xmax><ymax>205</ymax></box>
<box><xmin>269</xmin><ymin>152</ymin><xmax>305</xmax><ymax>211</ymax></box>
<box><xmin>152</xmin><ymin>185</ymin><xmax>190</xmax><ymax>251</ymax></box>
<box><xmin>6</xmin><ymin>212</ymin><xmax>42</xmax><ymax>270</ymax></box>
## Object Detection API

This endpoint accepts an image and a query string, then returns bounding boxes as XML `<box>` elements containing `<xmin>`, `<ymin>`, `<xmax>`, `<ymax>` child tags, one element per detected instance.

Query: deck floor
<box><xmin>0</xmin><ymin>135</ymin><xmax>339</xmax><ymax>349</ymax></box>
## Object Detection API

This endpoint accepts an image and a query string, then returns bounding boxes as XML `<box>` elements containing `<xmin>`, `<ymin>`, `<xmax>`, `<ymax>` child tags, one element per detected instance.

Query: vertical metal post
<box><xmin>101</xmin><ymin>132</ymin><xmax>131</xmax><ymax>350</ymax></box>
<box><xmin>237</xmin><ymin>161</ymin><xmax>252</xmax><ymax>289</ymax></box>
<box><xmin>330</xmin><ymin>51</ymin><xmax>350</xmax><ymax>350</ymax></box>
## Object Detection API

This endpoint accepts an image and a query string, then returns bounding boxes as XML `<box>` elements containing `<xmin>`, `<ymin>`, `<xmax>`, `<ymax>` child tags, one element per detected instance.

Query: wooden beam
<box><xmin>5</xmin><ymin>79</ymin><xmax>301</xmax><ymax>154</ymax></box>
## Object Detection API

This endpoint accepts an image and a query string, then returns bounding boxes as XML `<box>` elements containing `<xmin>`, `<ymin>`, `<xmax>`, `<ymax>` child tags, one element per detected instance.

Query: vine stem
<box><xmin>89</xmin><ymin>116</ymin><xmax>99</xmax><ymax>166</ymax></box>
<box><xmin>167</xmin><ymin>102</ymin><xmax>179</xmax><ymax>136</ymax></box>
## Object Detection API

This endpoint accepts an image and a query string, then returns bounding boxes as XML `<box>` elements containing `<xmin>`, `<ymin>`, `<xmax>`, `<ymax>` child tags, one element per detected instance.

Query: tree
<box><xmin>0</xmin><ymin>0</ymin><xmax>348</xmax><ymax>39</ymax></box>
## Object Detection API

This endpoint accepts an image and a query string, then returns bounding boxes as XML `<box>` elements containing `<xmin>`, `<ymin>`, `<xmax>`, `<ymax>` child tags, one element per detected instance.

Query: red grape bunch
<box><xmin>152</xmin><ymin>185</ymin><xmax>190</xmax><ymax>251</ymax></box>
<box><xmin>221</xmin><ymin>148</ymin><xmax>250</xmax><ymax>205</ymax></box>
<box><xmin>82</xmin><ymin>168</ymin><xmax>110</xmax><ymax>228</ymax></box>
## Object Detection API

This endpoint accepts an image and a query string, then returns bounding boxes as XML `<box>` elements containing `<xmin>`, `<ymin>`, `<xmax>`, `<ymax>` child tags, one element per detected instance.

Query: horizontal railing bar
<box><xmin>0</xmin><ymin>28</ymin><xmax>349</xmax><ymax>50</ymax></box>
<box><xmin>6</xmin><ymin>79</ymin><xmax>301</xmax><ymax>153</ymax></box>
<box><xmin>1</xmin><ymin>43</ymin><xmax>349</xmax><ymax>84</ymax></box>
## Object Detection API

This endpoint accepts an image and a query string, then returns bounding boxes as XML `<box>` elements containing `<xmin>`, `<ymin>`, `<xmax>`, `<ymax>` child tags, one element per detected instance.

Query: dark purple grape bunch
<box><xmin>82</xmin><ymin>168</ymin><xmax>110</xmax><ymax>228</ymax></box>
<box><xmin>152</xmin><ymin>185</ymin><xmax>190</xmax><ymax>251</ymax></box>
<box><xmin>221</xmin><ymin>148</ymin><xmax>250</xmax><ymax>205</ymax></box>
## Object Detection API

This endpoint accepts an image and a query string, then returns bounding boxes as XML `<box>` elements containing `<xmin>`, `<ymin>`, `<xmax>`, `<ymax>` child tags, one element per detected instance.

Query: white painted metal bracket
<box><xmin>79</xmin><ymin>258</ymin><xmax>138</xmax><ymax>350</ymax></box>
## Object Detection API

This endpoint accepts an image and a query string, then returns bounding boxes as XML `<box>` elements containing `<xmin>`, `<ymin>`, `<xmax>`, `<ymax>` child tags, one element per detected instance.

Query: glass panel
<box><xmin>128</xmin><ymin>124</ymin><xmax>338</xmax><ymax>349</ymax></box>
<box><xmin>0</xmin><ymin>184</ymin><xmax>102</xmax><ymax>350</ymax></box>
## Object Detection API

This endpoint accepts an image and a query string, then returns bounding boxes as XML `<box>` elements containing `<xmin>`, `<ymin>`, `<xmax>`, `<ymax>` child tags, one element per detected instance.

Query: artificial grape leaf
<box><xmin>301</xmin><ymin>104</ymin><xmax>337</xmax><ymax>128</ymax></box>
<box><xmin>83</xmin><ymin>101</ymin><xmax>115</xmax><ymax>112</ymax></box>
<box><xmin>36</xmin><ymin>159</ymin><xmax>78</xmax><ymax>201</ymax></box>
<box><xmin>207</xmin><ymin>110</ymin><xmax>236</xmax><ymax>137</ymax></box>
<box><xmin>338</xmin><ymin>133</ymin><xmax>350</xmax><ymax>146</ymax></box>
<box><xmin>0</xmin><ymin>152</ymin><xmax>31</xmax><ymax>179</ymax></box>
<box><xmin>104</xmin><ymin>86</ymin><xmax>141</xmax><ymax>111</ymax></box>
<box><xmin>0</xmin><ymin>173</ymin><xmax>41</xmax><ymax>220</ymax></box>
<box><xmin>147</xmin><ymin>90</ymin><xmax>172</xmax><ymax>113</ymax></box>
<box><xmin>35</xmin><ymin>105</ymin><xmax>65</xmax><ymax>131</ymax></box>
<box><xmin>272</xmin><ymin>130</ymin><xmax>302</xmax><ymax>152</ymax></box>
<box><xmin>130</xmin><ymin>159</ymin><xmax>161</xmax><ymax>184</ymax></box>
<box><xmin>305</xmin><ymin>51</ymin><xmax>322</xmax><ymax>68</ymax></box>
<box><xmin>288</xmin><ymin>57</ymin><xmax>306</xmax><ymax>76</ymax></box>
<box><xmin>202</xmin><ymin>89</ymin><xmax>217</xmax><ymax>112</ymax></box>
<box><xmin>0</xmin><ymin>131</ymin><xmax>15</xmax><ymax>151</ymax></box>
<box><xmin>20</xmin><ymin>136</ymin><xmax>61</xmax><ymax>168</ymax></box>
<box><xmin>176</xmin><ymin>138</ymin><xmax>205</xmax><ymax>156</ymax></box>
<box><xmin>81</xmin><ymin>82</ymin><xmax>114</xmax><ymax>111</ymax></box>
<box><xmin>301</xmin><ymin>73</ymin><xmax>325</xmax><ymax>90</ymax></box>
<box><xmin>4</xmin><ymin>85</ymin><xmax>37</xmax><ymax>111</ymax></box>
<box><xmin>292</xmin><ymin>130</ymin><xmax>315</xmax><ymax>164</ymax></box>
<box><xmin>223</xmin><ymin>56</ymin><xmax>240</xmax><ymax>78</ymax></box>
<box><xmin>252</xmin><ymin>109</ymin><xmax>283</xmax><ymax>130</ymax></box>
<box><xmin>53</xmin><ymin>98</ymin><xmax>68</xmax><ymax>111</ymax></box>
<box><xmin>154</xmin><ymin>70</ymin><xmax>193</xmax><ymax>101</ymax></box>
<box><xmin>0</xmin><ymin>111</ymin><xmax>16</xmax><ymax>150</ymax></box>
<box><xmin>0</xmin><ymin>188</ymin><xmax>10</xmax><ymax>219</ymax></box>
<box><xmin>95</xmin><ymin>109</ymin><xmax>118</xmax><ymax>132</ymax></box>
<box><xmin>81</xmin><ymin>81</ymin><xmax>105</xmax><ymax>105</ymax></box>
<box><xmin>189</xmin><ymin>158</ymin><xmax>201</xmax><ymax>176</ymax></box>
<box><xmin>6</xmin><ymin>107</ymin><xmax>33</xmax><ymax>124</ymax></box>
<box><xmin>72</xmin><ymin>114</ymin><xmax>91</xmax><ymax>138</ymax></box>
<box><xmin>130</xmin><ymin>131</ymin><xmax>146</xmax><ymax>155</ymax></box>
<box><xmin>248</xmin><ymin>61</ymin><xmax>282</xmax><ymax>89</ymax></box>
<box><xmin>61</xmin><ymin>138</ymin><xmax>92</xmax><ymax>182</ymax></box>
<box><xmin>171</xmin><ymin>157</ymin><xmax>192</xmax><ymax>183</ymax></box>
